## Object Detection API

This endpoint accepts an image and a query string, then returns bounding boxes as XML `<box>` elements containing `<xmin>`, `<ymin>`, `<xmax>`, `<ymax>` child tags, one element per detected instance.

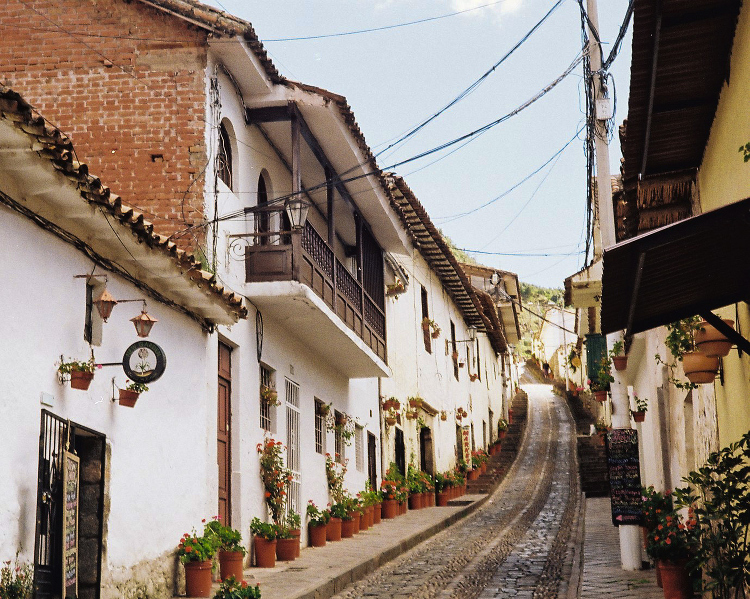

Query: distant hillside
<box><xmin>518</xmin><ymin>282</ymin><xmax>563</xmax><ymax>355</ymax></box>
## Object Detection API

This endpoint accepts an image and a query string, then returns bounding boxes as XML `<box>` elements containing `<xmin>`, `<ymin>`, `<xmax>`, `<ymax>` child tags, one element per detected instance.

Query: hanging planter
<box><xmin>440</xmin><ymin>411</ymin><xmax>447</xmax><ymax>421</ymax></box>
<box><xmin>405</xmin><ymin>409</ymin><xmax>417</xmax><ymax>420</ymax></box>
<box><xmin>469</xmin><ymin>374</ymin><xmax>478</xmax><ymax>382</ymax></box>
<box><xmin>385</xmin><ymin>414</ymin><xmax>397</xmax><ymax>426</ymax></box>
<box><xmin>681</xmin><ymin>352</ymin><xmax>719</xmax><ymax>384</ymax></box>
<box><xmin>695</xmin><ymin>319</ymin><xmax>734</xmax><ymax>357</ymax></box>
<box><xmin>118</xmin><ymin>388</ymin><xmax>139</xmax><ymax>408</ymax></box>
<box><xmin>58</xmin><ymin>357</ymin><xmax>96</xmax><ymax>390</ymax></box>
<box><xmin>631</xmin><ymin>410</ymin><xmax>646</xmax><ymax>423</ymax></box>
<box><xmin>408</xmin><ymin>396</ymin><xmax>423</xmax><ymax>408</ymax></box>
<box><xmin>593</xmin><ymin>390</ymin><xmax>608</xmax><ymax>403</ymax></box>
<box><xmin>612</xmin><ymin>355</ymin><xmax>628</xmax><ymax>371</ymax></box>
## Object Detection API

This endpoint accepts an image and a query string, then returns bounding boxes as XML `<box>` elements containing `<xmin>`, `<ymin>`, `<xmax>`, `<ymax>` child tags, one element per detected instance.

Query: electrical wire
<box><xmin>375</xmin><ymin>0</ymin><xmax>566</xmax><ymax>159</ymax></box>
<box><xmin>262</xmin><ymin>0</ymin><xmax>511</xmax><ymax>42</ymax></box>
<box><xmin>435</xmin><ymin>125</ymin><xmax>584</xmax><ymax>224</ymax></box>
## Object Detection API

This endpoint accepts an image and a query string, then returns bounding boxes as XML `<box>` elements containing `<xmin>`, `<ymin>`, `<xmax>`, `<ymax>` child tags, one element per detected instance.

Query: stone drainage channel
<box><xmin>332</xmin><ymin>385</ymin><xmax>579</xmax><ymax>599</ymax></box>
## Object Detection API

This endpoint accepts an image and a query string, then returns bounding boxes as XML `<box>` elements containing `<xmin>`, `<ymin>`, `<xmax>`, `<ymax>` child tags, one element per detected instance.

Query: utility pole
<box><xmin>586</xmin><ymin>0</ymin><xmax>642</xmax><ymax>571</ymax></box>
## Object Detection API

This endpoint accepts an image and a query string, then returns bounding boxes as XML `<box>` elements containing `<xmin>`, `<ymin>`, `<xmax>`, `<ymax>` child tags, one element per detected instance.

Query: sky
<box><xmin>203</xmin><ymin>0</ymin><xmax>632</xmax><ymax>289</ymax></box>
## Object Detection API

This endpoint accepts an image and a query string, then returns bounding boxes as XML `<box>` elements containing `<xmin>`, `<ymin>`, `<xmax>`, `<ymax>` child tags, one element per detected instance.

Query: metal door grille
<box><xmin>285</xmin><ymin>379</ymin><xmax>301</xmax><ymax>517</ymax></box>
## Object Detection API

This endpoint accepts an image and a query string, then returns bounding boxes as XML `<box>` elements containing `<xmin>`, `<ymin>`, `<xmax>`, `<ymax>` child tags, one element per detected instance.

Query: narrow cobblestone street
<box><xmin>330</xmin><ymin>384</ymin><xmax>577</xmax><ymax>599</ymax></box>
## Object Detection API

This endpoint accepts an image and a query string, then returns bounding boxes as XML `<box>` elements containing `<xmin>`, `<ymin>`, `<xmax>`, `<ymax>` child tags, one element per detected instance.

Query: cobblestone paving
<box><xmin>331</xmin><ymin>385</ymin><xmax>577</xmax><ymax>599</ymax></box>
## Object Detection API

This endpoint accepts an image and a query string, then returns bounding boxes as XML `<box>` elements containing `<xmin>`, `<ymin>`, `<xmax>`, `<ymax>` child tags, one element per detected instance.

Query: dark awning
<box><xmin>601</xmin><ymin>197</ymin><xmax>750</xmax><ymax>335</ymax></box>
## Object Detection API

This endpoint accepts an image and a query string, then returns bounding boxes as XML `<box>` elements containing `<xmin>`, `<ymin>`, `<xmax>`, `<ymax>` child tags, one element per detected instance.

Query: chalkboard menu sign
<box><xmin>63</xmin><ymin>451</ymin><xmax>79</xmax><ymax>599</ymax></box>
<box><xmin>606</xmin><ymin>428</ymin><xmax>644</xmax><ymax>526</ymax></box>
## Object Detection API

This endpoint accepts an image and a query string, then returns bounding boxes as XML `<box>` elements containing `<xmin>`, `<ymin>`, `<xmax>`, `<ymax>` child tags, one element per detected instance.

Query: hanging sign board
<box><xmin>122</xmin><ymin>341</ymin><xmax>166</xmax><ymax>384</ymax></box>
<box><xmin>461</xmin><ymin>426</ymin><xmax>472</xmax><ymax>467</ymax></box>
<box><xmin>62</xmin><ymin>450</ymin><xmax>79</xmax><ymax>598</ymax></box>
<box><xmin>606</xmin><ymin>428</ymin><xmax>644</xmax><ymax>526</ymax></box>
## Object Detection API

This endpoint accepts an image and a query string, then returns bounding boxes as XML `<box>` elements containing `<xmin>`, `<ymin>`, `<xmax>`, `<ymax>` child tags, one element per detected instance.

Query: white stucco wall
<box><xmin>0</xmin><ymin>205</ymin><xmax>215</xmax><ymax>569</ymax></box>
<box><xmin>382</xmin><ymin>249</ymin><xmax>506</xmax><ymax>475</ymax></box>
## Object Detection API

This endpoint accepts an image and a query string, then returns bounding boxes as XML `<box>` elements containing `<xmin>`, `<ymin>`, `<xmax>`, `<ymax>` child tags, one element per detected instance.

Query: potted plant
<box><xmin>260</xmin><ymin>383</ymin><xmax>280</xmax><ymax>406</ymax></box>
<box><xmin>408</xmin><ymin>396</ymin><xmax>423</xmax><ymax>408</ymax></box>
<box><xmin>213</xmin><ymin>576</ymin><xmax>261</xmax><ymax>599</ymax></box>
<box><xmin>673</xmin><ymin>430</ymin><xmax>750</xmax><ymax>599</ymax></box>
<box><xmin>257</xmin><ymin>438</ymin><xmax>291</xmax><ymax>526</ymax></box>
<box><xmin>328</xmin><ymin>501</ymin><xmax>347</xmax><ymax>541</ymax></box>
<box><xmin>306</xmin><ymin>501</ymin><xmax>329</xmax><ymax>547</ymax></box>
<box><xmin>249</xmin><ymin>518</ymin><xmax>278</xmax><ymax>568</ymax></box>
<box><xmin>423</xmin><ymin>319</ymin><xmax>441</xmax><ymax>339</ymax></box>
<box><xmin>405</xmin><ymin>409</ymin><xmax>417</xmax><ymax>420</ymax></box>
<box><xmin>630</xmin><ymin>395</ymin><xmax>648</xmax><ymax>423</ymax></box>
<box><xmin>440</xmin><ymin>410</ymin><xmax>447</xmax><ymax>421</ymax></box>
<box><xmin>385</xmin><ymin>279</ymin><xmax>406</xmax><ymax>297</ymax></box>
<box><xmin>384</xmin><ymin>407</ymin><xmax>398</xmax><ymax>426</ymax></box>
<box><xmin>0</xmin><ymin>554</ymin><xmax>32</xmax><ymax>599</ymax></box>
<box><xmin>118</xmin><ymin>380</ymin><xmax>148</xmax><ymax>408</ymax></box>
<box><xmin>610</xmin><ymin>340</ymin><xmax>628</xmax><ymax>371</ymax></box>
<box><xmin>178</xmin><ymin>526</ymin><xmax>219</xmax><ymax>597</ymax></box>
<box><xmin>380</xmin><ymin>480</ymin><xmax>399</xmax><ymax>519</ymax></box>
<box><xmin>497</xmin><ymin>418</ymin><xmax>509</xmax><ymax>439</ymax></box>
<box><xmin>593</xmin><ymin>420</ymin><xmax>610</xmax><ymax>446</ymax></box>
<box><xmin>645</xmin><ymin>510</ymin><xmax>697</xmax><ymax>599</ymax></box>
<box><xmin>657</xmin><ymin>317</ymin><xmax>718</xmax><ymax>387</ymax></box>
<box><xmin>58</xmin><ymin>356</ymin><xmax>97</xmax><ymax>390</ymax></box>
<box><xmin>316</xmin><ymin>402</ymin><xmax>331</xmax><ymax>417</ymax></box>
<box><xmin>588</xmin><ymin>354</ymin><xmax>614</xmax><ymax>402</ymax></box>
<box><xmin>275</xmin><ymin>525</ymin><xmax>296</xmax><ymax>562</ymax></box>
<box><xmin>469</xmin><ymin>373</ymin><xmax>478</xmax><ymax>382</ymax></box>
<box><xmin>286</xmin><ymin>510</ymin><xmax>301</xmax><ymax>558</ymax></box>
<box><xmin>694</xmin><ymin>318</ymin><xmax>735</xmax><ymax>357</ymax></box>
<box><xmin>204</xmin><ymin>517</ymin><xmax>246</xmax><ymax>582</ymax></box>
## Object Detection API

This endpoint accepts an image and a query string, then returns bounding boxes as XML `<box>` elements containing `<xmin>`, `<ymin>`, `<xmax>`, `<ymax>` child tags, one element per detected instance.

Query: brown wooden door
<box><xmin>218</xmin><ymin>342</ymin><xmax>232</xmax><ymax>526</ymax></box>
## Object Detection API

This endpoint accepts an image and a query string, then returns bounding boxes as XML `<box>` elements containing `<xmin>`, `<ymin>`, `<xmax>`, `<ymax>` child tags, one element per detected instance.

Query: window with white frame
<box><xmin>355</xmin><ymin>425</ymin><xmax>365</xmax><ymax>472</ymax></box>
<box><xmin>260</xmin><ymin>364</ymin><xmax>273</xmax><ymax>431</ymax></box>
<box><xmin>314</xmin><ymin>399</ymin><xmax>326</xmax><ymax>454</ymax></box>
<box><xmin>334</xmin><ymin>410</ymin><xmax>345</xmax><ymax>464</ymax></box>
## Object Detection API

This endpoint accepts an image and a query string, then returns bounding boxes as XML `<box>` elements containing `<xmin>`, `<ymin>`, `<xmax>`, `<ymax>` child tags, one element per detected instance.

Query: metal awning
<box><xmin>601</xmin><ymin>197</ymin><xmax>750</xmax><ymax>336</ymax></box>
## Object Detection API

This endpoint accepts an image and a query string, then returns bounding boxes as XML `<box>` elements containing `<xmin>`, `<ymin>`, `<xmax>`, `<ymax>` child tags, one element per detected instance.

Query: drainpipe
<box><xmin>586</xmin><ymin>0</ymin><xmax>642</xmax><ymax>571</ymax></box>
<box><xmin>378</xmin><ymin>377</ymin><xmax>386</xmax><ymax>485</ymax></box>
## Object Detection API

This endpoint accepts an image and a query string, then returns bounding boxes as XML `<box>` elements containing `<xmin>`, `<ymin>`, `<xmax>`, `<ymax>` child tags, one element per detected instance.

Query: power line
<box><xmin>262</xmin><ymin>1</ymin><xmax>511</xmax><ymax>42</ymax></box>
<box><xmin>375</xmin><ymin>0</ymin><xmax>566</xmax><ymax>159</ymax></box>
<box><xmin>435</xmin><ymin>125</ymin><xmax>584</xmax><ymax>224</ymax></box>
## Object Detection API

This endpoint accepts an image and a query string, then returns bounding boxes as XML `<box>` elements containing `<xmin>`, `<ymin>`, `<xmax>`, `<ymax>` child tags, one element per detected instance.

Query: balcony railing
<box><xmin>241</xmin><ymin>220</ymin><xmax>386</xmax><ymax>362</ymax></box>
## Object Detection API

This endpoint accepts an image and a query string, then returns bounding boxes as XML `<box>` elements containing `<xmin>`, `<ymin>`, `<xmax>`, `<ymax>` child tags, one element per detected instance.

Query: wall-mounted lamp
<box><xmin>285</xmin><ymin>197</ymin><xmax>310</xmax><ymax>230</ymax></box>
<box><xmin>130</xmin><ymin>308</ymin><xmax>158</xmax><ymax>338</ymax></box>
<box><xmin>490</xmin><ymin>272</ymin><xmax>501</xmax><ymax>286</ymax></box>
<box><xmin>81</xmin><ymin>275</ymin><xmax>157</xmax><ymax>337</ymax></box>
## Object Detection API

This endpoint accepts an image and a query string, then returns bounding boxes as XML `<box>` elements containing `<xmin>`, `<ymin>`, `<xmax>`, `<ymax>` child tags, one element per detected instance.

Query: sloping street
<box><xmin>331</xmin><ymin>383</ymin><xmax>577</xmax><ymax>599</ymax></box>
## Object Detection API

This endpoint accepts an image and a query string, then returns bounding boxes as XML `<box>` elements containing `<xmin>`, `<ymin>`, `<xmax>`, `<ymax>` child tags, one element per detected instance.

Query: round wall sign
<box><xmin>122</xmin><ymin>341</ymin><xmax>167</xmax><ymax>384</ymax></box>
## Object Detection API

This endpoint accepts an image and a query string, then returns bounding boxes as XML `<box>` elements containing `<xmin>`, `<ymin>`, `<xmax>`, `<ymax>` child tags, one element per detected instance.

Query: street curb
<box><xmin>565</xmin><ymin>492</ymin><xmax>586</xmax><ymax>599</ymax></box>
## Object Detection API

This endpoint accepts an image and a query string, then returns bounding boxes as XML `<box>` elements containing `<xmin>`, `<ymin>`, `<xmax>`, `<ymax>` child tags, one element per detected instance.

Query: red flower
<box><xmin>185</xmin><ymin>546</ymin><xmax>192</xmax><ymax>553</ymax></box>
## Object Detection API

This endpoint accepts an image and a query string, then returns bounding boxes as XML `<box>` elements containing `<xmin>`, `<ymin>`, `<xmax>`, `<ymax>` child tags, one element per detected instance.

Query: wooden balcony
<box><xmin>242</xmin><ymin>222</ymin><xmax>387</xmax><ymax>369</ymax></box>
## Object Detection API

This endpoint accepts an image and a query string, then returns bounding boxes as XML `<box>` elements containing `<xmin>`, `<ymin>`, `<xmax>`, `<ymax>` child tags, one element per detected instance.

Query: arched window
<box><xmin>218</xmin><ymin>122</ymin><xmax>233</xmax><ymax>190</ymax></box>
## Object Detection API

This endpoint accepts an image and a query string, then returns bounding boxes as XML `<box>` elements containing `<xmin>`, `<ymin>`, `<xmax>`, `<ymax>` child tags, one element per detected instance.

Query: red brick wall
<box><xmin>0</xmin><ymin>0</ymin><xmax>209</xmax><ymax>247</ymax></box>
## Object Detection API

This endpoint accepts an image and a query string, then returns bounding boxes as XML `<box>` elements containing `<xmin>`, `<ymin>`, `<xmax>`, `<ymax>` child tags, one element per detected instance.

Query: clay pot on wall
<box><xmin>695</xmin><ymin>319</ymin><xmax>734</xmax><ymax>357</ymax></box>
<box><xmin>681</xmin><ymin>352</ymin><xmax>719</xmax><ymax>384</ymax></box>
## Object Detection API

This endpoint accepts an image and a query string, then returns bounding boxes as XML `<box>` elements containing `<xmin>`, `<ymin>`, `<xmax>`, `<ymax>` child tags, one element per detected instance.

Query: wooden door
<box><xmin>218</xmin><ymin>342</ymin><xmax>232</xmax><ymax>526</ymax></box>
<box><xmin>367</xmin><ymin>432</ymin><xmax>377</xmax><ymax>488</ymax></box>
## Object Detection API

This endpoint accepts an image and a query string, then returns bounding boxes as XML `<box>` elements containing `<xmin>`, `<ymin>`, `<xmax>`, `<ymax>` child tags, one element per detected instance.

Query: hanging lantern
<box><xmin>284</xmin><ymin>197</ymin><xmax>310</xmax><ymax>230</ymax></box>
<box><xmin>130</xmin><ymin>309</ymin><xmax>158</xmax><ymax>338</ymax></box>
<box><xmin>93</xmin><ymin>288</ymin><xmax>118</xmax><ymax>321</ymax></box>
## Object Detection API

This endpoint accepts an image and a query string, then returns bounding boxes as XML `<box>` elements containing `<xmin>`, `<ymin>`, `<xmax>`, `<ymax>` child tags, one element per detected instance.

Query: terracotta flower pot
<box><xmin>118</xmin><ymin>388</ymin><xmax>139</xmax><ymax>408</ymax></box>
<box><xmin>70</xmin><ymin>370</ymin><xmax>94</xmax><ymax>390</ymax></box>
<box><xmin>382</xmin><ymin>499</ymin><xmax>398</xmax><ymax>519</ymax></box>
<box><xmin>290</xmin><ymin>528</ymin><xmax>301</xmax><ymax>557</ymax></box>
<box><xmin>436</xmin><ymin>491</ymin><xmax>449</xmax><ymax>506</ymax></box>
<box><xmin>385</xmin><ymin>415</ymin><xmax>397</xmax><ymax>426</ymax></box>
<box><xmin>657</xmin><ymin>559</ymin><xmax>692</xmax><ymax>599</ymax></box>
<box><xmin>632</xmin><ymin>411</ymin><xmax>646</xmax><ymax>423</ymax></box>
<box><xmin>276</xmin><ymin>538</ymin><xmax>296</xmax><ymax>561</ymax></box>
<box><xmin>351</xmin><ymin>512</ymin><xmax>360</xmax><ymax>534</ymax></box>
<box><xmin>408</xmin><ymin>493</ymin><xmax>422</xmax><ymax>510</ymax></box>
<box><xmin>326</xmin><ymin>517</ymin><xmax>342</xmax><ymax>541</ymax></box>
<box><xmin>359</xmin><ymin>511</ymin><xmax>369</xmax><ymax>531</ymax></box>
<box><xmin>341</xmin><ymin>518</ymin><xmax>355</xmax><ymax>538</ymax></box>
<box><xmin>309</xmin><ymin>523</ymin><xmax>327</xmax><ymax>547</ymax></box>
<box><xmin>373</xmin><ymin>503</ymin><xmax>381</xmax><ymax>524</ymax></box>
<box><xmin>399</xmin><ymin>500</ymin><xmax>407</xmax><ymax>515</ymax></box>
<box><xmin>253</xmin><ymin>537</ymin><xmax>276</xmax><ymax>568</ymax></box>
<box><xmin>593</xmin><ymin>390</ymin><xmax>608</xmax><ymax>402</ymax></box>
<box><xmin>467</xmin><ymin>469</ymin><xmax>480</xmax><ymax>481</ymax></box>
<box><xmin>218</xmin><ymin>550</ymin><xmax>244</xmax><ymax>582</ymax></box>
<box><xmin>183</xmin><ymin>560</ymin><xmax>213</xmax><ymax>597</ymax></box>
<box><xmin>682</xmin><ymin>352</ymin><xmax>719</xmax><ymax>384</ymax></box>
<box><xmin>612</xmin><ymin>355</ymin><xmax>628</xmax><ymax>371</ymax></box>
<box><xmin>696</xmin><ymin>319</ymin><xmax>734</xmax><ymax>357</ymax></box>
